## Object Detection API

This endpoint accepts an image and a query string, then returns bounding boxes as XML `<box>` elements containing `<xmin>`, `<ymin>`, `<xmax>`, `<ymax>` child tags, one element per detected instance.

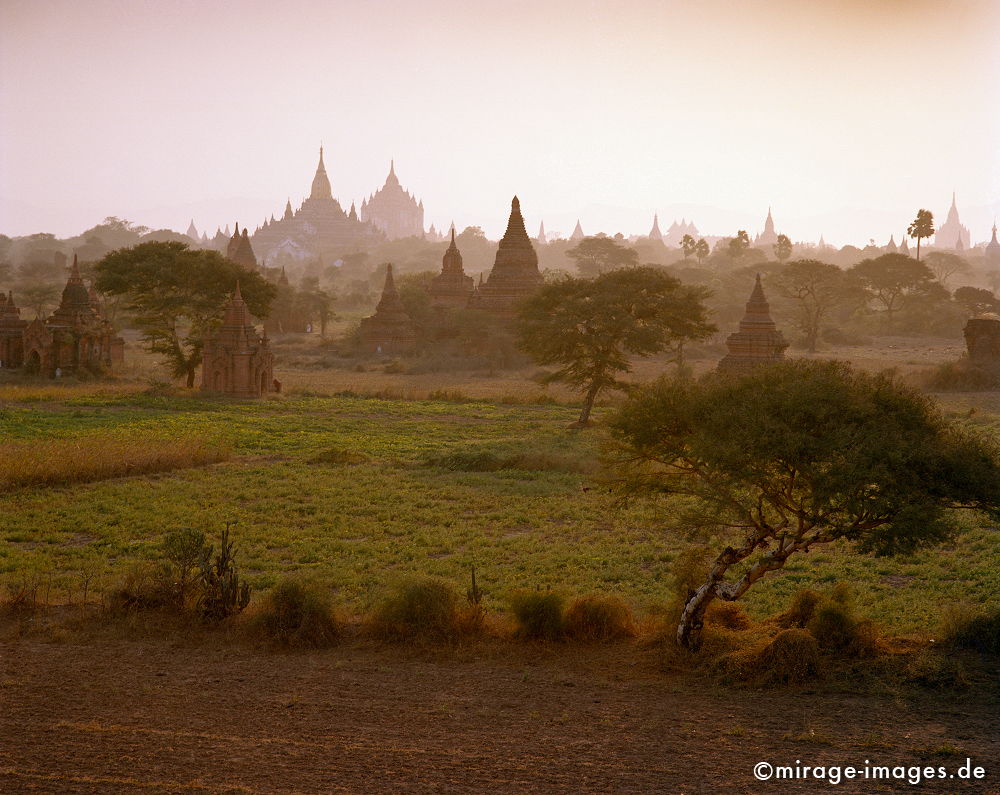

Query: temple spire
<box><xmin>310</xmin><ymin>145</ymin><xmax>333</xmax><ymax>200</ymax></box>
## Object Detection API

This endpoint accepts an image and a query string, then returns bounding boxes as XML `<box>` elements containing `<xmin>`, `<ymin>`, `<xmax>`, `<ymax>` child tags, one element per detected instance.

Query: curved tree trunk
<box><xmin>186</xmin><ymin>366</ymin><xmax>196</xmax><ymax>389</ymax></box>
<box><xmin>576</xmin><ymin>383</ymin><xmax>601</xmax><ymax>426</ymax></box>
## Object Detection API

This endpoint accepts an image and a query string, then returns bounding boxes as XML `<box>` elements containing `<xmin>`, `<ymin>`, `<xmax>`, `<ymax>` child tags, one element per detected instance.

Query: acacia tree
<box><xmin>727</xmin><ymin>230</ymin><xmax>751</xmax><ymax>261</ymax></box>
<box><xmin>609</xmin><ymin>360</ymin><xmax>1000</xmax><ymax>649</ymax></box>
<box><xmin>773</xmin><ymin>233</ymin><xmax>793</xmax><ymax>262</ymax></box>
<box><xmin>770</xmin><ymin>259</ymin><xmax>848</xmax><ymax>352</ymax></box>
<box><xmin>517</xmin><ymin>267</ymin><xmax>715</xmax><ymax>426</ymax></box>
<box><xmin>923</xmin><ymin>251</ymin><xmax>970</xmax><ymax>288</ymax></box>
<box><xmin>95</xmin><ymin>242</ymin><xmax>275</xmax><ymax>387</ymax></box>
<box><xmin>907</xmin><ymin>209</ymin><xmax>935</xmax><ymax>262</ymax></box>
<box><xmin>565</xmin><ymin>237</ymin><xmax>639</xmax><ymax>277</ymax></box>
<box><xmin>953</xmin><ymin>286</ymin><xmax>1000</xmax><ymax>316</ymax></box>
<box><xmin>694</xmin><ymin>238</ymin><xmax>710</xmax><ymax>264</ymax></box>
<box><xmin>848</xmin><ymin>253</ymin><xmax>938</xmax><ymax>329</ymax></box>
<box><xmin>680</xmin><ymin>234</ymin><xmax>697</xmax><ymax>260</ymax></box>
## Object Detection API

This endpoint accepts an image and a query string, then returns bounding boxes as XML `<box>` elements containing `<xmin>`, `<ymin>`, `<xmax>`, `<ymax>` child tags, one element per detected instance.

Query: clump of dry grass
<box><xmin>716</xmin><ymin>628</ymin><xmax>823</xmax><ymax>686</ymax></box>
<box><xmin>508</xmin><ymin>590</ymin><xmax>565</xmax><ymax>640</ymax></box>
<box><xmin>562</xmin><ymin>594</ymin><xmax>635</xmax><ymax>642</ymax></box>
<box><xmin>0</xmin><ymin>381</ymin><xmax>144</xmax><ymax>403</ymax></box>
<box><xmin>0</xmin><ymin>433</ymin><xmax>231</xmax><ymax>491</ymax></box>
<box><xmin>250</xmin><ymin>577</ymin><xmax>340</xmax><ymax>648</ymax></box>
<box><xmin>368</xmin><ymin>577</ymin><xmax>481</xmax><ymax>642</ymax></box>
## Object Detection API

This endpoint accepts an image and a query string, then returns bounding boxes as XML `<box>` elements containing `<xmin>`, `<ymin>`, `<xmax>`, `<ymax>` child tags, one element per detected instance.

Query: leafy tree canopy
<box><xmin>566</xmin><ymin>236</ymin><xmax>640</xmax><ymax>277</ymax></box>
<box><xmin>609</xmin><ymin>359</ymin><xmax>1000</xmax><ymax>648</ymax></box>
<box><xmin>848</xmin><ymin>253</ymin><xmax>938</xmax><ymax>327</ymax></box>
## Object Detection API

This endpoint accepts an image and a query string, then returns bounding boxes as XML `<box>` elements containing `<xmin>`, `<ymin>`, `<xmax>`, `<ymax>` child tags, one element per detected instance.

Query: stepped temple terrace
<box><xmin>467</xmin><ymin>196</ymin><xmax>544</xmax><ymax>313</ymax></box>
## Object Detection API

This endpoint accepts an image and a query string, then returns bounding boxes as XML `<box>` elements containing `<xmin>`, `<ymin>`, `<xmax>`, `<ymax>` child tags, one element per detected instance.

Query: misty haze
<box><xmin>1</xmin><ymin>1</ymin><xmax>999</xmax><ymax>793</ymax></box>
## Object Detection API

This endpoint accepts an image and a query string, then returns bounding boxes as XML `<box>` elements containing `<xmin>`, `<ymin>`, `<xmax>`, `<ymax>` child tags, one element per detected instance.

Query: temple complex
<box><xmin>21</xmin><ymin>256</ymin><xmax>124</xmax><ymax>377</ymax></box>
<box><xmin>754</xmin><ymin>208</ymin><xmax>778</xmax><ymax>247</ymax></box>
<box><xmin>250</xmin><ymin>147</ymin><xmax>383</xmax><ymax>264</ymax></box>
<box><xmin>201</xmin><ymin>284</ymin><xmax>274</xmax><ymax>396</ymax></box>
<box><xmin>663</xmin><ymin>219</ymin><xmax>698</xmax><ymax>247</ymax></box>
<box><xmin>717</xmin><ymin>274</ymin><xmax>788</xmax><ymax>374</ymax></box>
<box><xmin>467</xmin><ymin>197</ymin><xmax>544</xmax><ymax>313</ymax></box>
<box><xmin>935</xmin><ymin>193</ymin><xmax>971</xmax><ymax>250</ymax></box>
<box><xmin>985</xmin><ymin>224</ymin><xmax>1000</xmax><ymax>268</ymax></box>
<box><xmin>428</xmin><ymin>229</ymin><xmax>475</xmax><ymax>308</ymax></box>
<box><xmin>358</xmin><ymin>265</ymin><xmax>417</xmax><ymax>354</ymax></box>
<box><xmin>0</xmin><ymin>291</ymin><xmax>27</xmax><ymax>368</ymax></box>
<box><xmin>359</xmin><ymin>161</ymin><xmax>425</xmax><ymax>240</ymax></box>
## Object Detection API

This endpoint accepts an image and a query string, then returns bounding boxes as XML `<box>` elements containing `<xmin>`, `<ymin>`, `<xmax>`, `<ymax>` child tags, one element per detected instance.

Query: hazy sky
<box><xmin>2</xmin><ymin>0</ymin><xmax>998</xmax><ymax>245</ymax></box>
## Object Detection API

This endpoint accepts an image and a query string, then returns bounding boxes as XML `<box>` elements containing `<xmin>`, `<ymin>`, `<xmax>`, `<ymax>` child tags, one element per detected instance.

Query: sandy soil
<box><xmin>2</xmin><ymin>636</ymin><xmax>997</xmax><ymax>794</ymax></box>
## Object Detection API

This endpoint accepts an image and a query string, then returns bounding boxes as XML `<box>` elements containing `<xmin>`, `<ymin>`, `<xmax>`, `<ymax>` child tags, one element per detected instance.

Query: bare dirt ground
<box><xmin>2</xmin><ymin>635</ymin><xmax>997</xmax><ymax>794</ymax></box>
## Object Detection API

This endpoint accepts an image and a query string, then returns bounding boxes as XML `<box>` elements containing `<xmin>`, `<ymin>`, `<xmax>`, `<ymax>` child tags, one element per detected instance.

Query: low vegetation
<box><xmin>0</xmin><ymin>431</ymin><xmax>231</xmax><ymax>491</ymax></box>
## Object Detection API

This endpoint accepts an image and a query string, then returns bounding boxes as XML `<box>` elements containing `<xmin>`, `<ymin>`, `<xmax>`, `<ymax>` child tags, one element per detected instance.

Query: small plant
<box><xmin>107</xmin><ymin>561</ymin><xmax>174</xmax><ymax>613</ymax></box>
<box><xmin>161</xmin><ymin>527</ymin><xmax>210</xmax><ymax>608</ymax></box>
<box><xmin>254</xmin><ymin>577</ymin><xmax>340</xmax><ymax>648</ymax></box>
<box><xmin>197</xmin><ymin>524</ymin><xmax>251</xmax><ymax>623</ymax></box>
<box><xmin>508</xmin><ymin>590</ymin><xmax>564</xmax><ymax>640</ymax></box>
<box><xmin>466</xmin><ymin>564</ymin><xmax>484</xmax><ymax>607</ymax></box>
<box><xmin>370</xmin><ymin>577</ymin><xmax>463</xmax><ymax>641</ymax></box>
<box><xmin>705</xmin><ymin>601</ymin><xmax>749</xmax><ymax>631</ymax></box>
<box><xmin>904</xmin><ymin>649</ymin><xmax>969</xmax><ymax>690</ymax></box>
<box><xmin>563</xmin><ymin>594</ymin><xmax>634</xmax><ymax>642</ymax></box>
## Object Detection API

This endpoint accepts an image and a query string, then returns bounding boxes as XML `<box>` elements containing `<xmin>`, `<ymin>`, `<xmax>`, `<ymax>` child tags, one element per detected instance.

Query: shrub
<box><xmin>807</xmin><ymin>602</ymin><xmax>858</xmax><ymax>652</ymax></box>
<box><xmin>161</xmin><ymin>528</ymin><xmax>209</xmax><ymax>608</ymax></box>
<box><xmin>107</xmin><ymin>562</ymin><xmax>174</xmax><ymax>613</ymax></box>
<box><xmin>2</xmin><ymin>572</ymin><xmax>43</xmax><ymax>616</ymax></box>
<box><xmin>370</xmin><ymin>578</ymin><xmax>464</xmax><ymax>641</ymax></box>
<box><xmin>508</xmin><ymin>590</ymin><xmax>564</xmax><ymax>640</ymax></box>
<box><xmin>254</xmin><ymin>578</ymin><xmax>340</xmax><ymax>648</ymax></box>
<box><xmin>904</xmin><ymin>649</ymin><xmax>970</xmax><ymax>690</ymax></box>
<box><xmin>943</xmin><ymin>607</ymin><xmax>1000</xmax><ymax>655</ymax></box>
<box><xmin>563</xmin><ymin>595</ymin><xmax>634</xmax><ymax>642</ymax></box>
<box><xmin>924</xmin><ymin>361</ymin><xmax>1000</xmax><ymax>392</ymax></box>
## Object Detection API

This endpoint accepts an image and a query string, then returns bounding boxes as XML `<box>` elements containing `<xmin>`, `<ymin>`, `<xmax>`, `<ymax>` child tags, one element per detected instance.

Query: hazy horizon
<box><xmin>2</xmin><ymin>0</ymin><xmax>998</xmax><ymax>246</ymax></box>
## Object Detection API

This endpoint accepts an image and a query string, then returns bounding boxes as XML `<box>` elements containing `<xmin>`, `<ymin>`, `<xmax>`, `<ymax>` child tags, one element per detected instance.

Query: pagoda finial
<box><xmin>450</xmin><ymin>226</ymin><xmax>455</xmax><ymax>245</ymax></box>
<box><xmin>512</xmin><ymin>195</ymin><xmax>520</xmax><ymax>213</ymax></box>
<box><xmin>233</xmin><ymin>281</ymin><xmax>243</xmax><ymax>301</ymax></box>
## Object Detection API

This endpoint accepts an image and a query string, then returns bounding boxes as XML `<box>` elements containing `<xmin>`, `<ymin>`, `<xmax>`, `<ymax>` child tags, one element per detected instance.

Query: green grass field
<box><xmin>2</xmin><ymin>381</ymin><xmax>998</xmax><ymax>635</ymax></box>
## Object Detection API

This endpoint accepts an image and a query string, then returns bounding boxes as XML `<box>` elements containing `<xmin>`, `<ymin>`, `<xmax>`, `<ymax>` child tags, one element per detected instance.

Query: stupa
<box><xmin>467</xmin><ymin>196</ymin><xmax>544</xmax><ymax>313</ymax></box>
<box><xmin>717</xmin><ymin>274</ymin><xmax>788</xmax><ymax>374</ymax></box>
<box><xmin>358</xmin><ymin>265</ymin><xmax>417</xmax><ymax>354</ymax></box>
<box><xmin>428</xmin><ymin>229</ymin><xmax>474</xmax><ymax>308</ymax></box>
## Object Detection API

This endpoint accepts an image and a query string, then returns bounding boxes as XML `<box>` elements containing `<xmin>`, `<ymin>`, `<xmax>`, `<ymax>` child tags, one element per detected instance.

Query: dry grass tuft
<box><xmin>250</xmin><ymin>577</ymin><xmax>340</xmax><ymax>648</ymax></box>
<box><xmin>368</xmin><ymin>578</ymin><xmax>478</xmax><ymax>642</ymax></box>
<box><xmin>0</xmin><ymin>433</ymin><xmax>231</xmax><ymax>491</ymax></box>
<box><xmin>508</xmin><ymin>590</ymin><xmax>565</xmax><ymax>640</ymax></box>
<box><xmin>717</xmin><ymin>628</ymin><xmax>823</xmax><ymax>686</ymax></box>
<box><xmin>562</xmin><ymin>594</ymin><xmax>635</xmax><ymax>642</ymax></box>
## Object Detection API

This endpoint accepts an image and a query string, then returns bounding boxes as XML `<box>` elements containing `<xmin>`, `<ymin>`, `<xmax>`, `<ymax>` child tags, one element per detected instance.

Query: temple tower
<box><xmin>359</xmin><ymin>160</ymin><xmax>424</xmax><ymax>240</ymax></box>
<box><xmin>358</xmin><ymin>264</ymin><xmax>417</xmax><ymax>354</ymax></box>
<box><xmin>537</xmin><ymin>221</ymin><xmax>547</xmax><ymax>245</ymax></box>
<box><xmin>985</xmin><ymin>223</ymin><xmax>1000</xmax><ymax>268</ymax></box>
<box><xmin>428</xmin><ymin>229</ymin><xmax>475</xmax><ymax>308</ymax></box>
<box><xmin>468</xmin><ymin>196</ymin><xmax>544</xmax><ymax>313</ymax></box>
<box><xmin>755</xmin><ymin>208</ymin><xmax>778</xmax><ymax>247</ymax></box>
<box><xmin>227</xmin><ymin>224</ymin><xmax>258</xmax><ymax>269</ymax></box>
<box><xmin>570</xmin><ymin>220</ymin><xmax>585</xmax><ymax>241</ymax></box>
<box><xmin>935</xmin><ymin>192</ymin><xmax>971</xmax><ymax>249</ymax></box>
<box><xmin>0</xmin><ymin>291</ymin><xmax>27</xmax><ymax>368</ymax></box>
<box><xmin>201</xmin><ymin>283</ymin><xmax>274</xmax><ymax>396</ymax></box>
<box><xmin>649</xmin><ymin>214</ymin><xmax>663</xmax><ymax>241</ymax></box>
<box><xmin>717</xmin><ymin>274</ymin><xmax>788</xmax><ymax>374</ymax></box>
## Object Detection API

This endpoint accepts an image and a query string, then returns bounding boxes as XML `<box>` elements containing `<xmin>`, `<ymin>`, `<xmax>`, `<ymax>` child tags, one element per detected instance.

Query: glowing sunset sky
<box><xmin>2</xmin><ymin>0</ymin><xmax>998</xmax><ymax>245</ymax></box>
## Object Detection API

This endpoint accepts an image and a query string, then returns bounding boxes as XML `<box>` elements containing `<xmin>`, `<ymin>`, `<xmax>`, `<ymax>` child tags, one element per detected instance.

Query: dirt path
<box><xmin>1</xmin><ymin>638</ymin><xmax>997</xmax><ymax>793</ymax></box>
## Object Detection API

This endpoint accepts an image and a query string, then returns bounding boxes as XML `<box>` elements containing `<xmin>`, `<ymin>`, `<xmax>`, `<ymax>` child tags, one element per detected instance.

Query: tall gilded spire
<box><xmin>310</xmin><ymin>145</ymin><xmax>333</xmax><ymax>200</ymax></box>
